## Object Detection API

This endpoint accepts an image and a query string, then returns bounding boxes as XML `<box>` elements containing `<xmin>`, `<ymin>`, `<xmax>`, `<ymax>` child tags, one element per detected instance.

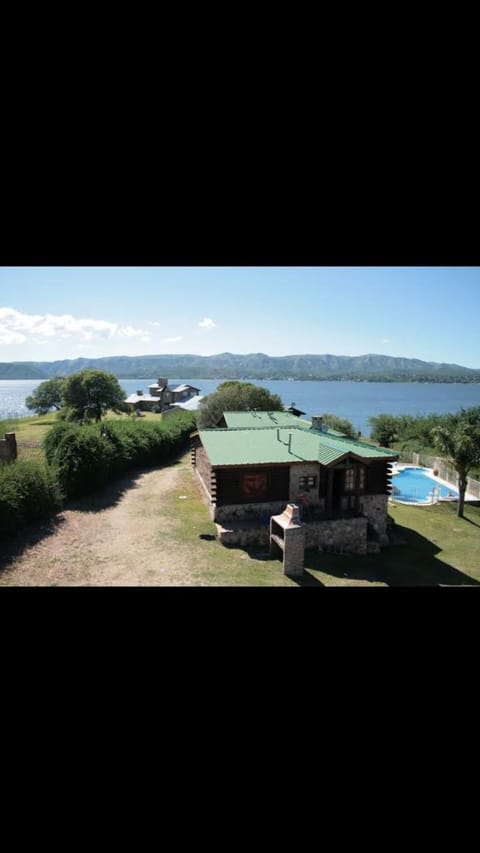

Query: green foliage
<box><xmin>61</xmin><ymin>369</ymin><xmax>127</xmax><ymax>422</ymax></box>
<box><xmin>0</xmin><ymin>459</ymin><xmax>62</xmax><ymax>540</ymax></box>
<box><xmin>43</xmin><ymin>411</ymin><xmax>196</xmax><ymax>497</ymax></box>
<box><xmin>25</xmin><ymin>377</ymin><xmax>66</xmax><ymax>414</ymax></box>
<box><xmin>197</xmin><ymin>381</ymin><xmax>283</xmax><ymax>428</ymax></box>
<box><xmin>368</xmin><ymin>414</ymin><xmax>400</xmax><ymax>447</ymax></box>
<box><xmin>432</xmin><ymin>407</ymin><xmax>480</xmax><ymax>517</ymax></box>
<box><xmin>321</xmin><ymin>413</ymin><xmax>356</xmax><ymax>438</ymax></box>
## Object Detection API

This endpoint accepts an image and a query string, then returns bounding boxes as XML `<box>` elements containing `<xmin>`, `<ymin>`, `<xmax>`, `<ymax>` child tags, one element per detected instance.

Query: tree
<box><xmin>197</xmin><ymin>381</ymin><xmax>283</xmax><ymax>428</ymax></box>
<box><xmin>25</xmin><ymin>377</ymin><xmax>66</xmax><ymax>415</ymax></box>
<box><xmin>61</xmin><ymin>369</ymin><xmax>127</xmax><ymax>423</ymax></box>
<box><xmin>432</xmin><ymin>407</ymin><xmax>480</xmax><ymax>518</ymax></box>
<box><xmin>321</xmin><ymin>413</ymin><xmax>356</xmax><ymax>439</ymax></box>
<box><xmin>368</xmin><ymin>414</ymin><xmax>400</xmax><ymax>448</ymax></box>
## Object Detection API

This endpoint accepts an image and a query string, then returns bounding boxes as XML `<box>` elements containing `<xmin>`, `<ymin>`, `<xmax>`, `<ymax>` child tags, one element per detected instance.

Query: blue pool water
<box><xmin>391</xmin><ymin>467</ymin><xmax>458</xmax><ymax>504</ymax></box>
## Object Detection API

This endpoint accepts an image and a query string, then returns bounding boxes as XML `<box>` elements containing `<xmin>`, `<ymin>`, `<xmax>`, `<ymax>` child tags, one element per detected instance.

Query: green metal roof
<box><xmin>223</xmin><ymin>411</ymin><xmax>308</xmax><ymax>429</ymax></box>
<box><xmin>199</xmin><ymin>425</ymin><xmax>399</xmax><ymax>467</ymax></box>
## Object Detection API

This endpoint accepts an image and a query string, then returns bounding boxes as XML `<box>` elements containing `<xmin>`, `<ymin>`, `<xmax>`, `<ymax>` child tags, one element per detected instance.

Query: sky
<box><xmin>0</xmin><ymin>266</ymin><xmax>479</xmax><ymax>367</ymax></box>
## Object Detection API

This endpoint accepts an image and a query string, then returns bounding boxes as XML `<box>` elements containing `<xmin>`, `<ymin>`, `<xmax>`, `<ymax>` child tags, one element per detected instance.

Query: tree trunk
<box><xmin>457</xmin><ymin>474</ymin><xmax>467</xmax><ymax>518</ymax></box>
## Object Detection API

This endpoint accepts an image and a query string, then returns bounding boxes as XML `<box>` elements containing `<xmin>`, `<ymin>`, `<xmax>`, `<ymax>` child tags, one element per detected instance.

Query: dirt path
<box><xmin>0</xmin><ymin>458</ymin><xmax>197</xmax><ymax>586</ymax></box>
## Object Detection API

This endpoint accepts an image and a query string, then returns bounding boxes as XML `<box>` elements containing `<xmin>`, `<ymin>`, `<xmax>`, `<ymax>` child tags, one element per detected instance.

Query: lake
<box><xmin>1</xmin><ymin>378</ymin><xmax>479</xmax><ymax>437</ymax></box>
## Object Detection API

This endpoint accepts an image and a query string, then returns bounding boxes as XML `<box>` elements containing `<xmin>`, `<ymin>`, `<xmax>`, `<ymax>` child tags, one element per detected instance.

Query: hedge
<box><xmin>43</xmin><ymin>411</ymin><xmax>196</xmax><ymax>498</ymax></box>
<box><xmin>0</xmin><ymin>459</ymin><xmax>63</xmax><ymax>540</ymax></box>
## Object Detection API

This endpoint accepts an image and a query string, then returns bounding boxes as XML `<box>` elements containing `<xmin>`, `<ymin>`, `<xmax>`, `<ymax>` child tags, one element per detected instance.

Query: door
<box><xmin>332</xmin><ymin>469</ymin><xmax>343</xmax><ymax>510</ymax></box>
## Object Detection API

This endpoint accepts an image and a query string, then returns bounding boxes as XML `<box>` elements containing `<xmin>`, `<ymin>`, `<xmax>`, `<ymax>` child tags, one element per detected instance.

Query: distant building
<box><xmin>125</xmin><ymin>378</ymin><xmax>201</xmax><ymax>413</ymax></box>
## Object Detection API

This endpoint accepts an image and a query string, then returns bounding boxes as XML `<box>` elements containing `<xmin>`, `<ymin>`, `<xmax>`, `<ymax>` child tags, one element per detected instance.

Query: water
<box><xmin>1</xmin><ymin>378</ymin><xmax>479</xmax><ymax>437</ymax></box>
<box><xmin>392</xmin><ymin>466</ymin><xmax>458</xmax><ymax>503</ymax></box>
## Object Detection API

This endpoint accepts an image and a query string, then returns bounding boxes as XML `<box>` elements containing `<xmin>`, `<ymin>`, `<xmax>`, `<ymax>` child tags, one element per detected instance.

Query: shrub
<box><xmin>43</xmin><ymin>411</ymin><xmax>196</xmax><ymax>498</ymax></box>
<box><xmin>0</xmin><ymin>459</ymin><xmax>63</xmax><ymax>540</ymax></box>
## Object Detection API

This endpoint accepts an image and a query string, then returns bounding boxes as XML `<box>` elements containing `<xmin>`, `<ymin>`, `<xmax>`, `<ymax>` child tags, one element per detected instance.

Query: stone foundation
<box><xmin>214</xmin><ymin>501</ymin><xmax>286</xmax><ymax>524</ymax></box>
<box><xmin>211</xmin><ymin>493</ymin><xmax>390</xmax><ymax>554</ymax></box>
<box><xmin>216</xmin><ymin>514</ymin><xmax>369</xmax><ymax>554</ymax></box>
<box><xmin>216</xmin><ymin>521</ymin><xmax>270</xmax><ymax>548</ymax></box>
<box><xmin>361</xmin><ymin>494</ymin><xmax>389</xmax><ymax>545</ymax></box>
<box><xmin>305</xmin><ymin>516</ymin><xmax>368</xmax><ymax>554</ymax></box>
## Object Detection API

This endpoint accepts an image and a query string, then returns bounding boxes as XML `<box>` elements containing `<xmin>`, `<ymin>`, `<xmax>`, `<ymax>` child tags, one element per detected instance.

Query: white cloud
<box><xmin>0</xmin><ymin>306</ymin><xmax>150</xmax><ymax>346</ymax></box>
<box><xmin>119</xmin><ymin>325</ymin><xmax>151</xmax><ymax>340</ymax></box>
<box><xmin>0</xmin><ymin>328</ymin><xmax>25</xmax><ymax>345</ymax></box>
<box><xmin>198</xmin><ymin>317</ymin><xmax>217</xmax><ymax>329</ymax></box>
<box><xmin>382</xmin><ymin>338</ymin><xmax>391</xmax><ymax>344</ymax></box>
<box><xmin>148</xmin><ymin>321</ymin><xmax>161</xmax><ymax>327</ymax></box>
<box><xmin>163</xmin><ymin>336</ymin><xmax>182</xmax><ymax>344</ymax></box>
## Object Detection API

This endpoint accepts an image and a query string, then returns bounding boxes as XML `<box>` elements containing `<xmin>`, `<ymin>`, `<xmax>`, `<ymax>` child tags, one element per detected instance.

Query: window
<box><xmin>345</xmin><ymin>467</ymin><xmax>355</xmax><ymax>491</ymax></box>
<box><xmin>358</xmin><ymin>466</ymin><xmax>366</xmax><ymax>490</ymax></box>
<box><xmin>299</xmin><ymin>475</ymin><xmax>317</xmax><ymax>489</ymax></box>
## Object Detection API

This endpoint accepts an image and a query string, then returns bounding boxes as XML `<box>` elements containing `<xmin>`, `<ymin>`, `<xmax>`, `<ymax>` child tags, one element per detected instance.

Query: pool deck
<box><xmin>390</xmin><ymin>463</ymin><xmax>477</xmax><ymax>505</ymax></box>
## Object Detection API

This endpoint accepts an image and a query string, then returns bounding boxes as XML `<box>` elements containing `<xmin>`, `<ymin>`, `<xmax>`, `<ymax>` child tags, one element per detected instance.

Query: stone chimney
<box><xmin>136</xmin><ymin>390</ymin><xmax>143</xmax><ymax>396</ymax></box>
<box><xmin>269</xmin><ymin>503</ymin><xmax>305</xmax><ymax>577</ymax></box>
<box><xmin>157</xmin><ymin>377</ymin><xmax>168</xmax><ymax>388</ymax></box>
<box><xmin>311</xmin><ymin>415</ymin><xmax>323</xmax><ymax>430</ymax></box>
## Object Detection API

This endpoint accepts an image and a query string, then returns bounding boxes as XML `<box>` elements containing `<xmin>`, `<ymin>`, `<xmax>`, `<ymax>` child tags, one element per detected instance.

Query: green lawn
<box><xmin>0</xmin><ymin>413</ymin><xmax>58</xmax><ymax>462</ymax></box>
<box><xmin>303</xmin><ymin>501</ymin><xmax>480</xmax><ymax>586</ymax></box>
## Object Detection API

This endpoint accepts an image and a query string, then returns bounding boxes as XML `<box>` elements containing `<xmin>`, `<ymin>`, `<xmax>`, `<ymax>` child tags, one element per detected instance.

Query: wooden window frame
<box><xmin>299</xmin><ymin>475</ymin><xmax>317</xmax><ymax>489</ymax></box>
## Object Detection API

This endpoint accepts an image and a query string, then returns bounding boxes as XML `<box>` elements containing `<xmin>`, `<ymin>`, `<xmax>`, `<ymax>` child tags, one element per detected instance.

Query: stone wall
<box><xmin>217</xmin><ymin>514</ymin><xmax>369</xmax><ymax>553</ymax></box>
<box><xmin>361</xmin><ymin>494</ymin><xmax>389</xmax><ymax>545</ymax></box>
<box><xmin>0</xmin><ymin>432</ymin><xmax>17</xmax><ymax>462</ymax></box>
<box><xmin>217</xmin><ymin>524</ymin><xmax>270</xmax><ymax>548</ymax></box>
<box><xmin>289</xmin><ymin>462</ymin><xmax>320</xmax><ymax>503</ymax></box>
<box><xmin>305</xmin><ymin>516</ymin><xmax>368</xmax><ymax>554</ymax></box>
<box><xmin>214</xmin><ymin>500</ymin><xmax>286</xmax><ymax>524</ymax></box>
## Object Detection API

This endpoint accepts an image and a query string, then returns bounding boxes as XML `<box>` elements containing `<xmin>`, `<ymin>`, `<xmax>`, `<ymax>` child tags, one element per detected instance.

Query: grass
<box><xmin>0</xmin><ymin>413</ymin><xmax>58</xmax><ymax>462</ymax></box>
<box><xmin>303</xmin><ymin>501</ymin><xmax>480</xmax><ymax>586</ymax></box>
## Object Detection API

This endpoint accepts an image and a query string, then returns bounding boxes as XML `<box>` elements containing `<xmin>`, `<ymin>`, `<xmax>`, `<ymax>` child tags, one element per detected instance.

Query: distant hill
<box><xmin>1</xmin><ymin>353</ymin><xmax>480</xmax><ymax>382</ymax></box>
<box><xmin>0</xmin><ymin>362</ymin><xmax>50</xmax><ymax>380</ymax></box>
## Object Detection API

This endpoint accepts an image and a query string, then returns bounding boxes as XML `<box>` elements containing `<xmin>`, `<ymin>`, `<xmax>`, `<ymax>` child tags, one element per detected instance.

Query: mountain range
<box><xmin>1</xmin><ymin>353</ymin><xmax>480</xmax><ymax>382</ymax></box>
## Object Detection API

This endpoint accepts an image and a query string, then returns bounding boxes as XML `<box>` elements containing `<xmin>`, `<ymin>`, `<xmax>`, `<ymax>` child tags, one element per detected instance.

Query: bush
<box><xmin>43</xmin><ymin>411</ymin><xmax>196</xmax><ymax>498</ymax></box>
<box><xmin>0</xmin><ymin>460</ymin><xmax>63</xmax><ymax>540</ymax></box>
<box><xmin>321</xmin><ymin>413</ymin><xmax>356</xmax><ymax>439</ymax></box>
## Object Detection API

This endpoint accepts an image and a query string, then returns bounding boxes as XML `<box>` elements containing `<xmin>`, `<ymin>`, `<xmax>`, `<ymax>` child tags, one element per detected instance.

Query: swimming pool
<box><xmin>390</xmin><ymin>466</ymin><xmax>458</xmax><ymax>504</ymax></box>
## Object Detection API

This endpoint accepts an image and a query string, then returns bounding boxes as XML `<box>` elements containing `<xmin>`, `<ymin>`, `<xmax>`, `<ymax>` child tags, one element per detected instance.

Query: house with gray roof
<box><xmin>191</xmin><ymin>412</ymin><xmax>398</xmax><ymax>553</ymax></box>
<box><xmin>125</xmin><ymin>377</ymin><xmax>201</xmax><ymax>413</ymax></box>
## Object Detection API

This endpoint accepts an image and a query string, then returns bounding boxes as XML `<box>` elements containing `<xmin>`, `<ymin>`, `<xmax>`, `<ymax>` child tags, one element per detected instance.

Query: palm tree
<box><xmin>433</xmin><ymin>408</ymin><xmax>480</xmax><ymax>518</ymax></box>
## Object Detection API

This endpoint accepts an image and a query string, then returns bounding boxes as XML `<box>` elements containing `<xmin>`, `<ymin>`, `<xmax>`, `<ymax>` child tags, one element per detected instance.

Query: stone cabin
<box><xmin>191</xmin><ymin>411</ymin><xmax>399</xmax><ymax>554</ymax></box>
<box><xmin>125</xmin><ymin>378</ymin><xmax>201</xmax><ymax>413</ymax></box>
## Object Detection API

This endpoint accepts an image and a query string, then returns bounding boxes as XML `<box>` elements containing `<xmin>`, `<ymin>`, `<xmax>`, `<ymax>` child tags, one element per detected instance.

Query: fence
<box><xmin>407</xmin><ymin>452</ymin><xmax>480</xmax><ymax>501</ymax></box>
